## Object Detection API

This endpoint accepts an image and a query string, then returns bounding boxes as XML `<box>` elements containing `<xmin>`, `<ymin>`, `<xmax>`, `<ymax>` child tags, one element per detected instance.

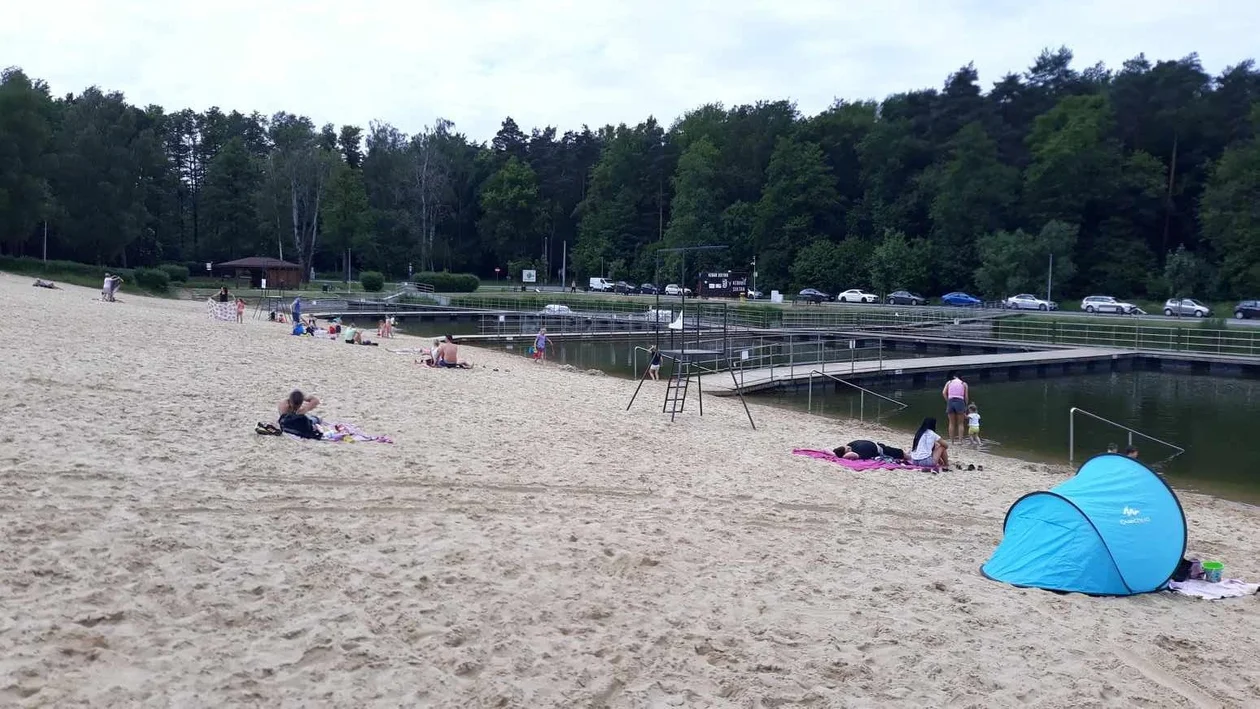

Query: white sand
<box><xmin>1</xmin><ymin>271</ymin><xmax>1258</xmax><ymax>708</ymax></box>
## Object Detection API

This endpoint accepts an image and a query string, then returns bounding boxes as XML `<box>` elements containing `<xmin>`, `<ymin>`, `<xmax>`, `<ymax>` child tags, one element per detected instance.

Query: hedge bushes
<box><xmin>0</xmin><ymin>255</ymin><xmax>122</xmax><ymax>279</ymax></box>
<box><xmin>360</xmin><ymin>271</ymin><xmax>385</xmax><ymax>292</ymax></box>
<box><xmin>159</xmin><ymin>263</ymin><xmax>190</xmax><ymax>282</ymax></box>
<box><xmin>132</xmin><ymin>267</ymin><xmax>171</xmax><ymax>292</ymax></box>
<box><xmin>414</xmin><ymin>271</ymin><xmax>479</xmax><ymax>292</ymax></box>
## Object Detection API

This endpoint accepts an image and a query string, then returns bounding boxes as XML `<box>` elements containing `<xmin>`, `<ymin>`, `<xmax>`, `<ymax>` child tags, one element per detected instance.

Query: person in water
<box><xmin>833</xmin><ymin>440</ymin><xmax>909</xmax><ymax>463</ymax></box>
<box><xmin>941</xmin><ymin>372</ymin><xmax>970</xmax><ymax>444</ymax></box>
<box><xmin>910</xmin><ymin>417</ymin><xmax>949</xmax><ymax>470</ymax></box>
<box><xmin>533</xmin><ymin>327</ymin><xmax>547</xmax><ymax>363</ymax></box>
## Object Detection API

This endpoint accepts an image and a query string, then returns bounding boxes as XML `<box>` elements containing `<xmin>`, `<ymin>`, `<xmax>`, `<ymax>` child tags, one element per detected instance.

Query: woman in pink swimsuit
<box><xmin>942</xmin><ymin>372</ymin><xmax>969</xmax><ymax>443</ymax></box>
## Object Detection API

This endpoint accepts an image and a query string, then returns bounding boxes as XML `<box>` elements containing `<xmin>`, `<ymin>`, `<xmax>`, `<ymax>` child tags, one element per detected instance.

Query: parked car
<box><xmin>886</xmin><ymin>290</ymin><xmax>925</xmax><ymax>306</ymax></box>
<box><xmin>639</xmin><ymin>283</ymin><xmax>658</xmax><ymax>295</ymax></box>
<box><xmin>613</xmin><ymin>280</ymin><xmax>634</xmax><ymax>294</ymax></box>
<box><xmin>836</xmin><ymin>288</ymin><xmax>879</xmax><ymax>304</ymax></box>
<box><xmin>1080</xmin><ymin>295</ymin><xmax>1137</xmax><ymax>314</ymax></box>
<box><xmin>539</xmin><ymin>304</ymin><xmax>574</xmax><ymax>315</ymax></box>
<box><xmin>1234</xmin><ymin>300</ymin><xmax>1260</xmax><ymax>319</ymax></box>
<box><xmin>746</xmin><ymin>288</ymin><xmax>764</xmax><ymax>299</ymax></box>
<box><xmin>663</xmin><ymin>283</ymin><xmax>692</xmax><ymax>296</ymax></box>
<box><xmin>940</xmin><ymin>292</ymin><xmax>982</xmax><ymax>307</ymax></box>
<box><xmin>1004</xmin><ymin>293</ymin><xmax>1057</xmax><ymax>311</ymax></box>
<box><xmin>1163</xmin><ymin>298</ymin><xmax>1211</xmax><ymax>317</ymax></box>
<box><xmin>588</xmin><ymin>277</ymin><xmax>614</xmax><ymax>292</ymax></box>
<box><xmin>798</xmin><ymin>288</ymin><xmax>831</xmax><ymax>303</ymax></box>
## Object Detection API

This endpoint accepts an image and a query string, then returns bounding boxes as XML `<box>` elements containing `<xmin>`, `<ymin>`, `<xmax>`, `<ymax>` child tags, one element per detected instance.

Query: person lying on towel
<box><xmin>833</xmin><ymin>440</ymin><xmax>909</xmax><ymax>463</ymax></box>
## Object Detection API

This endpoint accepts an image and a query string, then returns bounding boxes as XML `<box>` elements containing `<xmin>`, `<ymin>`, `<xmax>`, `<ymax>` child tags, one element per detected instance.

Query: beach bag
<box><xmin>278</xmin><ymin>413</ymin><xmax>323</xmax><ymax>440</ymax></box>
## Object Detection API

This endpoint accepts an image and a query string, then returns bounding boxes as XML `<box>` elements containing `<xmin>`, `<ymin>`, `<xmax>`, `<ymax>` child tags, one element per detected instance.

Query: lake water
<box><xmin>767</xmin><ymin>370</ymin><xmax>1260</xmax><ymax>505</ymax></box>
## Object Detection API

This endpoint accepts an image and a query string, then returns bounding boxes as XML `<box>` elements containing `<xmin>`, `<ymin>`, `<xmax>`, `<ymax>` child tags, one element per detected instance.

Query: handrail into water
<box><xmin>1068</xmin><ymin>407</ymin><xmax>1185</xmax><ymax>465</ymax></box>
<box><xmin>807</xmin><ymin>370</ymin><xmax>908</xmax><ymax>421</ymax></box>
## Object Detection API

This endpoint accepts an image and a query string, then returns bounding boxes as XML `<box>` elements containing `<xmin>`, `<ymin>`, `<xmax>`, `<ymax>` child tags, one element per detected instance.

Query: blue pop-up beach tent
<box><xmin>981</xmin><ymin>454</ymin><xmax>1186</xmax><ymax>596</ymax></box>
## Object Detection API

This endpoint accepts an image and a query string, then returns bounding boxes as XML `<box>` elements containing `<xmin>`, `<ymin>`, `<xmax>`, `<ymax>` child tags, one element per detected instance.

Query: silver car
<box><xmin>1163</xmin><ymin>298</ymin><xmax>1211</xmax><ymax>318</ymax></box>
<box><xmin>1081</xmin><ymin>295</ymin><xmax>1137</xmax><ymax>314</ymax></box>
<box><xmin>1004</xmin><ymin>293</ymin><xmax>1057</xmax><ymax>311</ymax></box>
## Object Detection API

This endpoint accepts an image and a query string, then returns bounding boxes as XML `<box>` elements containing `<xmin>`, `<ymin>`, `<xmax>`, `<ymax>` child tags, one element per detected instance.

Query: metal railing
<box><xmin>445</xmin><ymin>292</ymin><xmax>1260</xmax><ymax>360</ymax></box>
<box><xmin>1068</xmin><ymin>407</ymin><xmax>1185</xmax><ymax>465</ymax></box>
<box><xmin>807</xmin><ymin>370</ymin><xmax>909</xmax><ymax>421</ymax></box>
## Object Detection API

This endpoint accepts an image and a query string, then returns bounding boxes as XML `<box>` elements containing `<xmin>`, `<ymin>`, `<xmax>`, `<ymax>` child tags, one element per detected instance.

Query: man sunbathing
<box><xmin>435</xmin><ymin>335</ymin><xmax>471</xmax><ymax>368</ymax></box>
<box><xmin>833</xmin><ymin>440</ymin><xmax>909</xmax><ymax>463</ymax></box>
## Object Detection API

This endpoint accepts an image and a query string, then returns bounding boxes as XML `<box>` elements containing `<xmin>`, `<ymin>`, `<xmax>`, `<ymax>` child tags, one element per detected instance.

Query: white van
<box><xmin>589</xmin><ymin>277</ymin><xmax>614</xmax><ymax>292</ymax></box>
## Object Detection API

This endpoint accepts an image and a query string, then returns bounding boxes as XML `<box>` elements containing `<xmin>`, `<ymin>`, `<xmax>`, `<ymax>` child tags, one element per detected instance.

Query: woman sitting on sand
<box><xmin>276</xmin><ymin>390</ymin><xmax>324</xmax><ymax>439</ymax></box>
<box><xmin>909</xmin><ymin>418</ymin><xmax>949</xmax><ymax>470</ymax></box>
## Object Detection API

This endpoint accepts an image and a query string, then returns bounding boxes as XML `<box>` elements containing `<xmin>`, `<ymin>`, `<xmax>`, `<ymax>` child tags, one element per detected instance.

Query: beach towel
<box><xmin>792</xmin><ymin>448</ymin><xmax>933</xmax><ymax>472</ymax></box>
<box><xmin>1167</xmin><ymin>578</ymin><xmax>1260</xmax><ymax>600</ymax></box>
<box><xmin>291</xmin><ymin>421</ymin><xmax>394</xmax><ymax>444</ymax></box>
<box><xmin>206</xmin><ymin>298</ymin><xmax>237</xmax><ymax>321</ymax></box>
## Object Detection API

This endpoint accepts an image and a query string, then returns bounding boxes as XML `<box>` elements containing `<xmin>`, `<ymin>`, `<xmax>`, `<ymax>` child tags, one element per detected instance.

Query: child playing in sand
<box><xmin>235</xmin><ymin>298</ymin><xmax>246</xmax><ymax>323</ymax></box>
<box><xmin>966</xmin><ymin>403</ymin><xmax>981</xmax><ymax>445</ymax></box>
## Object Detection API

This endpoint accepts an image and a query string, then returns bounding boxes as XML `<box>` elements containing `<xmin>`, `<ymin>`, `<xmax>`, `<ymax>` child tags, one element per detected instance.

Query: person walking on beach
<box><xmin>534</xmin><ymin>327</ymin><xmax>547</xmax><ymax>363</ymax></box>
<box><xmin>942</xmin><ymin>372</ymin><xmax>969</xmax><ymax>443</ymax></box>
<box><xmin>648</xmin><ymin>346</ymin><xmax>662</xmax><ymax>381</ymax></box>
<box><xmin>235</xmin><ymin>298</ymin><xmax>246</xmax><ymax>323</ymax></box>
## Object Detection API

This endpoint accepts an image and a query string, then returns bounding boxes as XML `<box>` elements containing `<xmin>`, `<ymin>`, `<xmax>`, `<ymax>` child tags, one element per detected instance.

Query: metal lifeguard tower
<box><xmin>624</xmin><ymin>245</ymin><xmax>756</xmax><ymax>429</ymax></box>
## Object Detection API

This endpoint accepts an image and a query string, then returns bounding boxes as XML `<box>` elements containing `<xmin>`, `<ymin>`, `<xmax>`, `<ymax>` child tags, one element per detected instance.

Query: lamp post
<box><xmin>494</xmin><ymin>267</ymin><xmax>500</xmax><ymax>284</ymax></box>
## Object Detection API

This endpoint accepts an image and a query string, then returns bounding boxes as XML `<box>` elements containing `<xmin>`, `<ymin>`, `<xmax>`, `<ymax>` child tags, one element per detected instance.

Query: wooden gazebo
<box><xmin>215</xmin><ymin>257</ymin><xmax>301</xmax><ymax>289</ymax></box>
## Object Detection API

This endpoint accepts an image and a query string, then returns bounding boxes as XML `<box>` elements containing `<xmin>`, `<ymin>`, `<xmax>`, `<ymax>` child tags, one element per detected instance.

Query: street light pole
<box><xmin>1047</xmin><ymin>253</ymin><xmax>1053</xmax><ymax>302</ymax></box>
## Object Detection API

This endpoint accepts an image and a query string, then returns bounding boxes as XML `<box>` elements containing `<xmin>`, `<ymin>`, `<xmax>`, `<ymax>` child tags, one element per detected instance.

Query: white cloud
<box><xmin>4</xmin><ymin>0</ymin><xmax>1258</xmax><ymax>141</ymax></box>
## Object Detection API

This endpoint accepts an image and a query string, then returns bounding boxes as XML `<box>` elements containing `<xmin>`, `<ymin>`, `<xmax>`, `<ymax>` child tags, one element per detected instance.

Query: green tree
<box><xmin>753</xmin><ymin>136</ymin><xmax>838</xmax><ymax>285</ymax></box>
<box><xmin>926</xmin><ymin>122</ymin><xmax>1017</xmax><ymax>289</ymax></box>
<box><xmin>478</xmin><ymin>156</ymin><xmax>543</xmax><ymax>263</ymax></box>
<box><xmin>1201</xmin><ymin>135</ymin><xmax>1260</xmax><ymax>296</ymax></box>
<box><xmin>974</xmin><ymin>220</ymin><xmax>1078</xmax><ymax>298</ymax></box>
<box><xmin>663</xmin><ymin>136</ymin><xmax>721</xmax><ymax>247</ymax></box>
<box><xmin>868</xmin><ymin>229</ymin><xmax>931</xmax><ymax>296</ymax></box>
<box><xmin>1160</xmin><ymin>245</ymin><xmax>1213</xmax><ymax>299</ymax></box>
<box><xmin>48</xmin><ymin>88</ymin><xmax>153</xmax><ymax>265</ymax></box>
<box><xmin>202</xmin><ymin>137</ymin><xmax>261</xmax><ymax>259</ymax></box>
<box><xmin>0</xmin><ymin>68</ymin><xmax>54</xmax><ymax>255</ymax></box>
<box><xmin>322</xmin><ymin>161</ymin><xmax>372</xmax><ymax>272</ymax></box>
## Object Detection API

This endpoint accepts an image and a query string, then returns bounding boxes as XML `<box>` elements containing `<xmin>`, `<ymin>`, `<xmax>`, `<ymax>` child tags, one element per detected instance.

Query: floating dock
<box><xmin>700</xmin><ymin>348</ymin><xmax>1136</xmax><ymax>396</ymax></box>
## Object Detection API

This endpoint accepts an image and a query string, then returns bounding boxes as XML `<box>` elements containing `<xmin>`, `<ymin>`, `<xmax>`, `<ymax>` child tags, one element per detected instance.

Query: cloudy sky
<box><xmin>5</xmin><ymin>0</ymin><xmax>1258</xmax><ymax>141</ymax></box>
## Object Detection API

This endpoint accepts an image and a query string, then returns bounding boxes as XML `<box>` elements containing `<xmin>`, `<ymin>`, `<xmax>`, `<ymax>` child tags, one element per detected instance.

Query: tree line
<box><xmin>2</xmin><ymin>47</ymin><xmax>1260</xmax><ymax>299</ymax></box>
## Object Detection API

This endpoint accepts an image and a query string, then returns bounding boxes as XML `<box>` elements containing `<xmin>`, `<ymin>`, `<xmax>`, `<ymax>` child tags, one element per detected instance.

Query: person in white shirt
<box><xmin>910</xmin><ymin>417</ymin><xmax>949</xmax><ymax>470</ymax></box>
<box><xmin>966</xmin><ymin>404</ymin><xmax>981</xmax><ymax>445</ymax></box>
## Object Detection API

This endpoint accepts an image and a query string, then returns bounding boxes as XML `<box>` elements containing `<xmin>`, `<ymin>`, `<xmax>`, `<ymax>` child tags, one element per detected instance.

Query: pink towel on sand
<box><xmin>792</xmin><ymin>449</ymin><xmax>932</xmax><ymax>472</ymax></box>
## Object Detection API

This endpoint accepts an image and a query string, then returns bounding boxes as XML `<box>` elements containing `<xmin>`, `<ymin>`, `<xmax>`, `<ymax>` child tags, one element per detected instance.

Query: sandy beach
<box><xmin>1</xmin><ymin>271</ymin><xmax>1258</xmax><ymax>708</ymax></box>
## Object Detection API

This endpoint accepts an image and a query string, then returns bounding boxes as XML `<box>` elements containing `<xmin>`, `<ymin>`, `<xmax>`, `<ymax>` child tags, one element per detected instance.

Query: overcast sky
<box><xmin>5</xmin><ymin>1</ymin><xmax>1259</xmax><ymax>141</ymax></box>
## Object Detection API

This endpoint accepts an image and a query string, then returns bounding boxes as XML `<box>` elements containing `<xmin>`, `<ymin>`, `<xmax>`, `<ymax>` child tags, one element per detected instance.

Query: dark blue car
<box><xmin>940</xmin><ymin>291</ymin><xmax>982</xmax><ymax>307</ymax></box>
